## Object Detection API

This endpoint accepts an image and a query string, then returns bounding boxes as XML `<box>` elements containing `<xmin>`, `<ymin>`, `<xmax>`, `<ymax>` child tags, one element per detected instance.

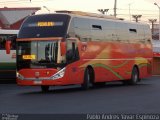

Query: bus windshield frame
<box><xmin>17</xmin><ymin>40</ymin><xmax>66</xmax><ymax>70</ymax></box>
<box><xmin>18</xmin><ymin>14</ymin><xmax>71</xmax><ymax>38</ymax></box>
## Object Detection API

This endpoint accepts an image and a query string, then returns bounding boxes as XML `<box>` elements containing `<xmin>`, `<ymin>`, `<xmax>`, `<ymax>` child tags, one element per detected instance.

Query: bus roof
<box><xmin>0</xmin><ymin>29</ymin><xmax>19</xmax><ymax>34</ymax></box>
<box><xmin>55</xmin><ymin>10</ymin><xmax>149</xmax><ymax>26</ymax></box>
<box><xmin>55</xmin><ymin>10</ymin><xmax>122</xmax><ymax>20</ymax></box>
<box><xmin>31</xmin><ymin>10</ymin><xmax>148</xmax><ymax>27</ymax></box>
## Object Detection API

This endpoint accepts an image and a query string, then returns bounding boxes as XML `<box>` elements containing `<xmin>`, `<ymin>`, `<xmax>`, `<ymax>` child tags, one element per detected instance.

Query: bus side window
<box><xmin>66</xmin><ymin>41</ymin><xmax>79</xmax><ymax>63</ymax></box>
<box><xmin>10</xmin><ymin>35</ymin><xmax>17</xmax><ymax>50</ymax></box>
<box><xmin>0</xmin><ymin>37</ymin><xmax>6</xmax><ymax>50</ymax></box>
<box><xmin>0</xmin><ymin>37</ymin><xmax>3</xmax><ymax>49</ymax></box>
<box><xmin>0</xmin><ymin>35</ymin><xmax>17</xmax><ymax>50</ymax></box>
<box><xmin>10</xmin><ymin>39</ymin><xmax>16</xmax><ymax>50</ymax></box>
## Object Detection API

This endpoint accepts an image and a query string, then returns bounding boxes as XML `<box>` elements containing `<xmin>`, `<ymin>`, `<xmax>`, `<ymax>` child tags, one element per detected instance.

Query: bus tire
<box><xmin>129</xmin><ymin>67</ymin><xmax>139</xmax><ymax>85</ymax></box>
<box><xmin>41</xmin><ymin>86</ymin><xmax>49</xmax><ymax>92</ymax></box>
<box><xmin>81</xmin><ymin>68</ymin><xmax>90</xmax><ymax>90</ymax></box>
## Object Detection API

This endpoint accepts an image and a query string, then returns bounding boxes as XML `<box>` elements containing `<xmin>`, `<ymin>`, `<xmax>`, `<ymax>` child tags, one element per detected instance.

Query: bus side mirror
<box><xmin>60</xmin><ymin>42</ymin><xmax>66</xmax><ymax>56</ymax></box>
<box><xmin>5</xmin><ymin>40</ymin><xmax>11</xmax><ymax>54</ymax></box>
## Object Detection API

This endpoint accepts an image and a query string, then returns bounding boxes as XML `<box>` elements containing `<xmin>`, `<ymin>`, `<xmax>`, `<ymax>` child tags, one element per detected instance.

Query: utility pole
<box><xmin>149</xmin><ymin>19</ymin><xmax>157</xmax><ymax>35</ymax></box>
<box><xmin>114</xmin><ymin>0</ymin><xmax>117</xmax><ymax>17</ymax></box>
<box><xmin>129</xmin><ymin>3</ymin><xmax>131</xmax><ymax>21</ymax></box>
<box><xmin>128</xmin><ymin>2</ymin><xmax>134</xmax><ymax>21</ymax></box>
<box><xmin>132</xmin><ymin>15</ymin><xmax>142</xmax><ymax>22</ymax></box>
<box><xmin>98</xmin><ymin>9</ymin><xmax>109</xmax><ymax>15</ymax></box>
<box><xmin>154</xmin><ymin>2</ymin><xmax>160</xmax><ymax>40</ymax></box>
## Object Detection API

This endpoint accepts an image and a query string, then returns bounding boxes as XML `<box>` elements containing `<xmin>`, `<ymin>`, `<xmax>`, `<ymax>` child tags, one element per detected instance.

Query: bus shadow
<box><xmin>0</xmin><ymin>79</ymin><xmax>16</xmax><ymax>84</ymax></box>
<box><xmin>20</xmin><ymin>86</ymin><xmax>84</xmax><ymax>95</ymax></box>
<box><xmin>19</xmin><ymin>82</ymin><xmax>152</xmax><ymax>95</ymax></box>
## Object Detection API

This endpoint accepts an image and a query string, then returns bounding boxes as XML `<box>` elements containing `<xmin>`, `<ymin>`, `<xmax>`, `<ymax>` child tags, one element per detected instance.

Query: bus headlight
<box><xmin>50</xmin><ymin>67</ymin><xmax>66</xmax><ymax>80</ymax></box>
<box><xmin>17</xmin><ymin>72</ymin><xmax>24</xmax><ymax>80</ymax></box>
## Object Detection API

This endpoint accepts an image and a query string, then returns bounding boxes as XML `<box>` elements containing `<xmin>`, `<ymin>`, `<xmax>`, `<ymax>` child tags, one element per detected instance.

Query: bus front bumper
<box><xmin>16</xmin><ymin>67</ymin><xmax>67</xmax><ymax>86</ymax></box>
<box><xmin>17</xmin><ymin>78</ymin><xmax>66</xmax><ymax>86</ymax></box>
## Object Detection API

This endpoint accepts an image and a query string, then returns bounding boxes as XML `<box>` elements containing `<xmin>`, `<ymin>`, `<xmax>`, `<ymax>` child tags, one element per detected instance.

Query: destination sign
<box><xmin>22</xmin><ymin>55</ymin><xmax>36</xmax><ymax>60</ymax></box>
<box><xmin>37</xmin><ymin>22</ymin><xmax>54</xmax><ymax>27</ymax></box>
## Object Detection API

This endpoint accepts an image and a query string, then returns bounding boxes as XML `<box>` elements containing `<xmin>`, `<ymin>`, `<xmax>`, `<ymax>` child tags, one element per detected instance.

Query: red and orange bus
<box><xmin>7</xmin><ymin>11</ymin><xmax>152</xmax><ymax>91</ymax></box>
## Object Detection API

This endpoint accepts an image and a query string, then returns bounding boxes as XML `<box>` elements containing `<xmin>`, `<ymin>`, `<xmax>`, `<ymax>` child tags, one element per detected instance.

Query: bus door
<box><xmin>66</xmin><ymin>38</ymin><xmax>80</xmax><ymax>83</ymax></box>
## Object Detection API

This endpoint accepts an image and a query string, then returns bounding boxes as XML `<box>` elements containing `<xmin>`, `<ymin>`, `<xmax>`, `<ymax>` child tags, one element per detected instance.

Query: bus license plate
<box><xmin>34</xmin><ymin>81</ymin><xmax>42</xmax><ymax>84</ymax></box>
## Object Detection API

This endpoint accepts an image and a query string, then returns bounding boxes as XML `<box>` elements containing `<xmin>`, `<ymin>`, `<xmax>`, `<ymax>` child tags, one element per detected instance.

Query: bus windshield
<box><xmin>17</xmin><ymin>41</ymin><xmax>63</xmax><ymax>70</ymax></box>
<box><xmin>18</xmin><ymin>14</ymin><xmax>70</xmax><ymax>38</ymax></box>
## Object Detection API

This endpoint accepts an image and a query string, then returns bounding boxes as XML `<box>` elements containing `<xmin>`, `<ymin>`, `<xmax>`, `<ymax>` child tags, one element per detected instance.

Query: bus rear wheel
<box><xmin>129</xmin><ymin>67</ymin><xmax>139</xmax><ymax>85</ymax></box>
<box><xmin>122</xmin><ymin>67</ymin><xmax>139</xmax><ymax>85</ymax></box>
<box><xmin>41</xmin><ymin>86</ymin><xmax>49</xmax><ymax>92</ymax></box>
<box><xmin>81</xmin><ymin>68</ymin><xmax>91</xmax><ymax>90</ymax></box>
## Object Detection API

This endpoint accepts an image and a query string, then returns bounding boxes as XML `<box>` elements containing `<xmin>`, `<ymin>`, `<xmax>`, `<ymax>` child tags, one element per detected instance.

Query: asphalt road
<box><xmin>0</xmin><ymin>76</ymin><xmax>160</xmax><ymax>114</ymax></box>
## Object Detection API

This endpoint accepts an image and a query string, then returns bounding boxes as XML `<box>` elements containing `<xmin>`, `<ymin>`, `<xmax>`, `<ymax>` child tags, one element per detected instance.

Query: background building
<box><xmin>152</xmin><ymin>24</ymin><xmax>159</xmax><ymax>40</ymax></box>
<box><xmin>0</xmin><ymin>7</ymin><xmax>41</xmax><ymax>29</ymax></box>
<box><xmin>152</xmin><ymin>40</ymin><xmax>160</xmax><ymax>75</ymax></box>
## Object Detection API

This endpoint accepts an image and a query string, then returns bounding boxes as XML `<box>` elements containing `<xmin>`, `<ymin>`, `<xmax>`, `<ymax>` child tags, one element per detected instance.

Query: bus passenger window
<box><xmin>0</xmin><ymin>38</ymin><xmax>5</xmax><ymax>49</ymax></box>
<box><xmin>0</xmin><ymin>35</ymin><xmax>17</xmax><ymax>50</ymax></box>
<box><xmin>11</xmin><ymin>40</ymin><xmax>16</xmax><ymax>50</ymax></box>
<box><xmin>66</xmin><ymin>42</ymin><xmax>74</xmax><ymax>61</ymax></box>
<box><xmin>0</xmin><ymin>37</ymin><xmax>3</xmax><ymax>49</ymax></box>
<box><xmin>129</xmin><ymin>29</ymin><xmax>137</xmax><ymax>33</ymax></box>
<box><xmin>66</xmin><ymin>41</ymin><xmax>79</xmax><ymax>63</ymax></box>
<box><xmin>10</xmin><ymin>35</ymin><xmax>17</xmax><ymax>50</ymax></box>
<box><xmin>92</xmin><ymin>25</ymin><xmax>102</xmax><ymax>30</ymax></box>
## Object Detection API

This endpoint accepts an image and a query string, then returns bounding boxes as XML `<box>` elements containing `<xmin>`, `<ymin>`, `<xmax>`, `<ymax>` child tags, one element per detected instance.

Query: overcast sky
<box><xmin>0</xmin><ymin>0</ymin><xmax>160</xmax><ymax>22</ymax></box>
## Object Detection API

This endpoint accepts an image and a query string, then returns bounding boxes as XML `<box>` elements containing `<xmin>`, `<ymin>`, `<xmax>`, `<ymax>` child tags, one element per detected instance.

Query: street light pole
<box><xmin>149</xmin><ymin>19</ymin><xmax>157</xmax><ymax>35</ymax></box>
<box><xmin>128</xmin><ymin>2</ymin><xmax>134</xmax><ymax>21</ymax></box>
<box><xmin>154</xmin><ymin>2</ymin><xmax>160</xmax><ymax>40</ymax></box>
<box><xmin>114</xmin><ymin>0</ymin><xmax>117</xmax><ymax>17</ymax></box>
<box><xmin>129</xmin><ymin>3</ymin><xmax>131</xmax><ymax>21</ymax></box>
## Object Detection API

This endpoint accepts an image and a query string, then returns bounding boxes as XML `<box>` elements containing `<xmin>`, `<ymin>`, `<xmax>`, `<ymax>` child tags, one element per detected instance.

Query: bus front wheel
<box><xmin>81</xmin><ymin>68</ymin><xmax>91</xmax><ymax>90</ymax></box>
<box><xmin>41</xmin><ymin>86</ymin><xmax>49</xmax><ymax>92</ymax></box>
